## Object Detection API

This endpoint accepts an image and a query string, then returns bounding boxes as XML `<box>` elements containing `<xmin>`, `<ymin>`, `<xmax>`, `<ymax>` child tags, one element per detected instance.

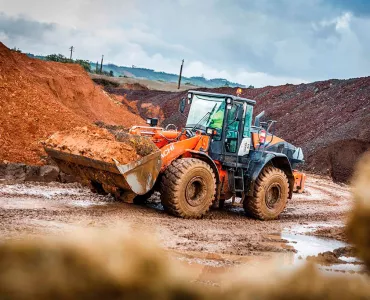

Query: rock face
<box><xmin>0</xmin><ymin>163</ymin><xmax>75</xmax><ymax>184</ymax></box>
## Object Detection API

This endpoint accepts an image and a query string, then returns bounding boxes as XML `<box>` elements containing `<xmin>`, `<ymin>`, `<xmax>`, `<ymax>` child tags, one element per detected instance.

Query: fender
<box><xmin>246</xmin><ymin>151</ymin><xmax>294</xmax><ymax>199</ymax></box>
<box><xmin>159</xmin><ymin>135</ymin><xmax>201</xmax><ymax>171</ymax></box>
<box><xmin>184</xmin><ymin>150</ymin><xmax>220</xmax><ymax>184</ymax></box>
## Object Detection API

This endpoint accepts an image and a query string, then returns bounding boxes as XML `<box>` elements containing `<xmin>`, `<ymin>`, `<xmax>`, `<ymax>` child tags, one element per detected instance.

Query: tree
<box><xmin>109</xmin><ymin>70</ymin><xmax>114</xmax><ymax>77</ymax></box>
<box><xmin>44</xmin><ymin>54</ymin><xmax>91</xmax><ymax>72</ymax></box>
<box><xmin>75</xmin><ymin>59</ymin><xmax>92</xmax><ymax>72</ymax></box>
<box><xmin>248</xmin><ymin>85</ymin><xmax>255</xmax><ymax>89</ymax></box>
<box><xmin>11</xmin><ymin>47</ymin><xmax>22</xmax><ymax>53</ymax></box>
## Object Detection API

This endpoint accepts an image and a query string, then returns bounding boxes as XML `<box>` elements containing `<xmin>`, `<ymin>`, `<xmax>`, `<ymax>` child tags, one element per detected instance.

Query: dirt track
<box><xmin>0</xmin><ymin>175</ymin><xmax>351</xmax><ymax>252</ymax></box>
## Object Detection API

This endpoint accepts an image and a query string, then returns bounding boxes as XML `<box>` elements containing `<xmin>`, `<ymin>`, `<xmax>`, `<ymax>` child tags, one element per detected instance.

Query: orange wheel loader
<box><xmin>45</xmin><ymin>91</ymin><xmax>306</xmax><ymax>220</ymax></box>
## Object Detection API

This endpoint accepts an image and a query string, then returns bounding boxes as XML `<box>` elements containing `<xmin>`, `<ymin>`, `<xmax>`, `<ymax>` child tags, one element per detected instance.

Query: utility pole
<box><xmin>100</xmin><ymin>55</ymin><xmax>104</xmax><ymax>74</ymax></box>
<box><xmin>69</xmin><ymin>46</ymin><xmax>74</xmax><ymax>60</ymax></box>
<box><xmin>177</xmin><ymin>59</ymin><xmax>184</xmax><ymax>90</ymax></box>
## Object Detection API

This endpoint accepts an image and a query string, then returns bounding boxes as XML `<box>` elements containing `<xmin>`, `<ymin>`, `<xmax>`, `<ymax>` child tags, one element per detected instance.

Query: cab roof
<box><xmin>188</xmin><ymin>90</ymin><xmax>256</xmax><ymax>106</ymax></box>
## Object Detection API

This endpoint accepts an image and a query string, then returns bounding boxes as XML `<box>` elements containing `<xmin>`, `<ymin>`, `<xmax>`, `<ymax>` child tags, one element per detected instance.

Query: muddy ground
<box><xmin>0</xmin><ymin>174</ymin><xmax>362</xmax><ymax>279</ymax></box>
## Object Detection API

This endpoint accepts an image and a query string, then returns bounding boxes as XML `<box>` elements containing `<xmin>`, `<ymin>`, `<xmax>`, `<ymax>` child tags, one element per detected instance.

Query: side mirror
<box><xmin>179</xmin><ymin>98</ymin><xmax>186</xmax><ymax>114</ymax></box>
<box><xmin>254</xmin><ymin>111</ymin><xmax>265</xmax><ymax>127</ymax></box>
<box><xmin>146</xmin><ymin>118</ymin><xmax>158</xmax><ymax>127</ymax></box>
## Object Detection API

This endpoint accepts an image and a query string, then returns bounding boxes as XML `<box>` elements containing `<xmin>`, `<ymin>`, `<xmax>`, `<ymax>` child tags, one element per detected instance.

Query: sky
<box><xmin>0</xmin><ymin>0</ymin><xmax>370</xmax><ymax>87</ymax></box>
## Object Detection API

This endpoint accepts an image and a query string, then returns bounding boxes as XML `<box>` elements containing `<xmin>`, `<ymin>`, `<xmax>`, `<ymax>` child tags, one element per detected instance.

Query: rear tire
<box><xmin>244</xmin><ymin>166</ymin><xmax>289</xmax><ymax>220</ymax></box>
<box><xmin>160</xmin><ymin>158</ymin><xmax>216</xmax><ymax>218</ymax></box>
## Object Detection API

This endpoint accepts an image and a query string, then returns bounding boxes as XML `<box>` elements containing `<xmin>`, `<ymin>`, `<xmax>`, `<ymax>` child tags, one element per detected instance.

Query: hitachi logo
<box><xmin>161</xmin><ymin>144</ymin><xmax>175</xmax><ymax>159</ymax></box>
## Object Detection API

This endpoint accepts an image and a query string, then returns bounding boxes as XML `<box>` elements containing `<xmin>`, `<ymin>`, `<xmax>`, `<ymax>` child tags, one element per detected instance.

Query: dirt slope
<box><xmin>0</xmin><ymin>43</ymin><xmax>145</xmax><ymax>165</ymax></box>
<box><xmin>107</xmin><ymin>77</ymin><xmax>370</xmax><ymax>182</ymax></box>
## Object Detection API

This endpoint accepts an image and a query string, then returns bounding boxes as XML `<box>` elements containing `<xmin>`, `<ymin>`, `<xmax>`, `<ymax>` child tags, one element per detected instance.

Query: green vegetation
<box><xmin>44</xmin><ymin>54</ymin><xmax>92</xmax><ymax>72</ymax></box>
<box><xmin>11</xmin><ymin>47</ymin><xmax>22</xmax><ymax>53</ymax></box>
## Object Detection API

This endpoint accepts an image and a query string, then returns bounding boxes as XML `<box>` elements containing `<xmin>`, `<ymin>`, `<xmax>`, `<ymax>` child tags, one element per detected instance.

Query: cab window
<box><xmin>243</xmin><ymin>105</ymin><xmax>253</xmax><ymax>137</ymax></box>
<box><xmin>224</xmin><ymin>102</ymin><xmax>243</xmax><ymax>153</ymax></box>
<box><xmin>207</xmin><ymin>102</ymin><xmax>226</xmax><ymax>141</ymax></box>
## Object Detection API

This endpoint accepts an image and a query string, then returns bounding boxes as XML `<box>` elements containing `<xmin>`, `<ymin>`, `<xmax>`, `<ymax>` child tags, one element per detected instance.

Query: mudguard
<box><xmin>185</xmin><ymin>150</ymin><xmax>220</xmax><ymax>184</ymax></box>
<box><xmin>245</xmin><ymin>150</ymin><xmax>295</xmax><ymax>199</ymax></box>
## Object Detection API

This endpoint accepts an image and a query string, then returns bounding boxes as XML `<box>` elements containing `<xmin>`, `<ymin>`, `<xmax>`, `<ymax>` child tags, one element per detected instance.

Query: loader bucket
<box><xmin>44</xmin><ymin>147</ymin><xmax>162</xmax><ymax>197</ymax></box>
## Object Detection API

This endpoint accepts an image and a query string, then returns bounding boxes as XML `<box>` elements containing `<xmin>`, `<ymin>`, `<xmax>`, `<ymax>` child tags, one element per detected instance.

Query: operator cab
<box><xmin>180</xmin><ymin>91</ymin><xmax>304</xmax><ymax>169</ymax></box>
<box><xmin>181</xmin><ymin>91</ymin><xmax>256</xmax><ymax>165</ymax></box>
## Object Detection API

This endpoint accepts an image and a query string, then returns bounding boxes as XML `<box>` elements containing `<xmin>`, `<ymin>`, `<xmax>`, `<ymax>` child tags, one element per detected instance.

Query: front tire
<box><xmin>160</xmin><ymin>158</ymin><xmax>216</xmax><ymax>218</ymax></box>
<box><xmin>244</xmin><ymin>166</ymin><xmax>289</xmax><ymax>220</ymax></box>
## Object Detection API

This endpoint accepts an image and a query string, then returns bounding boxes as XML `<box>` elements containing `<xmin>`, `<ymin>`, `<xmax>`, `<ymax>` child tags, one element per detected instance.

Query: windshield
<box><xmin>186</xmin><ymin>95</ymin><xmax>225</xmax><ymax>131</ymax></box>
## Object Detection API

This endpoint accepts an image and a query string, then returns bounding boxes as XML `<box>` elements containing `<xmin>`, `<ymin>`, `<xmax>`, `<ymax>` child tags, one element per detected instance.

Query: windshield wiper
<box><xmin>191</xmin><ymin>111</ymin><xmax>211</xmax><ymax>132</ymax></box>
<box><xmin>206</xmin><ymin>103</ymin><xmax>217</xmax><ymax>125</ymax></box>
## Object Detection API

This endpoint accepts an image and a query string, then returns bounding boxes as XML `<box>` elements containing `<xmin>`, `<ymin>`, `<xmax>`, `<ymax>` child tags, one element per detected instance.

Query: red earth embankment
<box><xmin>0</xmin><ymin>43</ymin><xmax>145</xmax><ymax>165</ymax></box>
<box><xmin>107</xmin><ymin>77</ymin><xmax>370</xmax><ymax>182</ymax></box>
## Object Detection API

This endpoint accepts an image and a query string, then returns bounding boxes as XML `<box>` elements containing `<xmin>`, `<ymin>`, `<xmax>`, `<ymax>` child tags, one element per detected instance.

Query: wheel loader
<box><xmin>45</xmin><ymin>90</ymin><xmax>306</xmax><ymax>220</ymax></box>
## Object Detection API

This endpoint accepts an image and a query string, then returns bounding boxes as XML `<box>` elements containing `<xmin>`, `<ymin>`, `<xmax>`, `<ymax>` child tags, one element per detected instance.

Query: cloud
<box><xmin>0</xmin><ymin>12</ymin><xmax>55</xmax><ymax>40</ymax></box>
<box><xmin>325</xmin><ymin>0</ymin><xmax>370</xmax><ymax>17</ymax></box>
<box><xmin>0</xmin><ymin>0</ymin><xmax>370</xmax><ymax>87</ymax></box>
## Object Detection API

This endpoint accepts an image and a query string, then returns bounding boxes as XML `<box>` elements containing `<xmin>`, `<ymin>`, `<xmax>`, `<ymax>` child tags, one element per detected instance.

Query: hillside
<box><xmin>0</xmin><ymin>44</ymin><xmax>145</xmax><ymax>165</ymax></box>
<box><xmin>105</xmin><ymin>77</ymin><xmax>370</xmax><ymax>182</ymax></box>
<box><xmin>90</xmin><ymin>74</ymin><xmax>198</xmax><ymax>92</ymax></box>
<box><xmin>26</xmin><ymin>53</ymin><xmax>245</xmax><ymax>88</ymax></box>
<box><xmin>90</xmin><ymin>63</ymin><xmax>245</xmax><ymax>88</ymax></box>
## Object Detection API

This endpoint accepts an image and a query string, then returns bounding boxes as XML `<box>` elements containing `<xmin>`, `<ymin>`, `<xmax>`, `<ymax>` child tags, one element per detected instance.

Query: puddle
<box><xmin>282</xmin><ymin>232</ymin><xmax>345</xmax><ymax>259</ymax></box>
<box><xmin>173</xmin><ymin>226</ymin><xmax>364</xmax><ymax>282</ymax></box>
<box><xmin>282</xmin><ymin>229</ymin><xmax>364</xmax><ymax>274</ymax></box>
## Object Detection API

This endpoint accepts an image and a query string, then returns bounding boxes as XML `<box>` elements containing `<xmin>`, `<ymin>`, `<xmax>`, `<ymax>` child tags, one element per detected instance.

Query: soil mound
<box><xmin>0</xmin><ymin>43</ymin><xmax>145</xmax><ymax>165</ymax></box>
<box><xmin>44</xmin><ymin>126</ymin><xmax>157</xmax><ymax>164</ymax></box>
<box><xmin>106</xmin><ymin>88</ymin><xmax>187</xmax><ymax>126</ymax></box>
<box><xmin>122</xmin><ymin>82</ymin><xmax>149</xmax><ymax>90</ymax></box>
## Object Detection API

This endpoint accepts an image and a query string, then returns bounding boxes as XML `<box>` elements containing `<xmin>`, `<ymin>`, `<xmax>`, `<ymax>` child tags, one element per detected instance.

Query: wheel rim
<box><xmin>265</xmin><ymin>183</ymin><xmax>281</xmax><ymax>209</ymax></box>
<box><xmin>185</xmin><ymin>176</ymin><xmax>207</xmax><ymax>207</ymax></box>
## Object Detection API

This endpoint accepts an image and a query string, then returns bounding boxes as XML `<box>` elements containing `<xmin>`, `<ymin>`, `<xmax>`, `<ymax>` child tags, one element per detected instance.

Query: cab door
<box><xmin>223</xmin><ymin>102</ymin><xmax>253</xmax><ymax>161</ymax></box>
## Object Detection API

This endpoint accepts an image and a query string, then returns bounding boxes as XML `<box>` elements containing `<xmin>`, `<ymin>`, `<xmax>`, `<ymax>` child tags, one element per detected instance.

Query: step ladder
<box><xmin>229</xmin><ymin>168</ymin><xmax>246</xmax><ymax>205</ymax></box>
<box><xmin>229</xmin><ymin>168</ymin><xmax>245</xmax><ymax>193</ymax></box>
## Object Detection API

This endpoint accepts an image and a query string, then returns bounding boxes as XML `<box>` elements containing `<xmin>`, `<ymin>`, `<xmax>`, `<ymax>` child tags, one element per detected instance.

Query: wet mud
<box><xmin>0</xmin><ymin>175</ymin><xmax>362</xmax><ymax>276</ymax></box>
